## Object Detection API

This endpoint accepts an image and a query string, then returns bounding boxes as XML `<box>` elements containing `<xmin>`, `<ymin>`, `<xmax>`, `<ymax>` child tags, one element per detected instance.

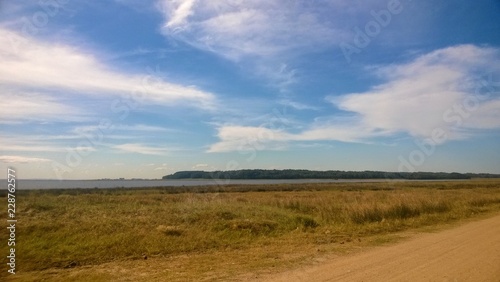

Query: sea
<box><xmin>1</xmin><ymin>178</ymin><xmax>404</xmax><ymax>190</ymax></box>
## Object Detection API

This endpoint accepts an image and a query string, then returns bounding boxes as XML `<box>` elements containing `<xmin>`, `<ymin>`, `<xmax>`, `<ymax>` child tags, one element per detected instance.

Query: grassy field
<box><xmin>2</xmin><ymin>179</ymin><xmax>500</xmax><ymax>281</ymax></box>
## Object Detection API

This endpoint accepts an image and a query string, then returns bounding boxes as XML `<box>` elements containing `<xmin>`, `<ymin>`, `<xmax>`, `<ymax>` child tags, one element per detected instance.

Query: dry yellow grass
<box><xmin>1</xmin><ymin>179</ymin><xmax>500</xmax><ymax>281</ymax></box>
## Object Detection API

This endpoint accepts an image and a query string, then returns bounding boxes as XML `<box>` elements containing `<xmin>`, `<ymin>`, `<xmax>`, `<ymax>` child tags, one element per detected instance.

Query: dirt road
<box><xmin>257</xmin><ymin>214</ymin><xmax>500</xmax><ymax>282</ymax></box>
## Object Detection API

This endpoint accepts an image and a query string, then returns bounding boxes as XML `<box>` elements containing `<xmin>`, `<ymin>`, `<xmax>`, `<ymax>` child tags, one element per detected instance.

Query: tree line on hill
<box><xmin>163</xmin><ymin>169</ymin><xmax>500</xmax><ymax>180</ymax></box>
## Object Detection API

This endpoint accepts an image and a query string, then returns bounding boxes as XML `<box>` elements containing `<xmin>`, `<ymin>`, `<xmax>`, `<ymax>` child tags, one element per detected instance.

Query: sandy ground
<box><xmin>255</xmin><ymin>214</ymin><xmax>500</xmax><ymax>282</ymax></box>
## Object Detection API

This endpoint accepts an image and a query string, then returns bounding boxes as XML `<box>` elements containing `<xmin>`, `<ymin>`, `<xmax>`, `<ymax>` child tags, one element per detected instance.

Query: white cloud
<box><xmin>72</xmin><ymin>124</ymin><xmax>173</xmax><ymax>135</ymax></box>
<box><xmin>192</xmin><ymin>163</ymin><xmax>208</xmax><ymax>169</ymax></box>
<box><xmin>154</xmin><ymin>166</ymin><xmax>169</xmax><ymax>171</ymax></box>
<box><xmin>0</xmin><ymin>27</ymin><xmax>217</xmax><ymax>115</ymax></box>
<box><xmin>0</xmin><ymin>142</ymin><xmax>63</xmax><ymax>153</ymax></box>
<box><xmin>206</xmin><ymin>120</ymin><xmax>382</xmax><ymax>152</ymax></box>
<box><xmin>164</xmin><ymin>0</ymin><xmax>197</xmax><ymax>28</ymax></box>
<box><xmin>207</xmin><ymin>125</ymin><xmax>289</xmax><ymax>152</ymax></box>
<box><xmin>0</xmin><ymin>135</ymin><xmax>99</xmax><ymax>155</ymax></box>
<box><xmin>464</xmin><ymin>100</ymin><xmax>500</xmax><ymax>129</ymax></box>
<box><xmin>0</xmin><ymin>90</ymin><xmax>87</xmax><ymax>123</ymax></box>
<box><xmin>156</xmin><ymin>1</ymin><xmax>385</xmax><ymax>91</ymax></box>
<box><xmin>113</xmin><ymin>143</ymin><xmax>170</xmax><ymax>155</ymax></box>
<box><xmin>292</xmin><ymin>119</ymin><xmax>389</xmax><ymax>143</ymax></box>
<box><xmin>279</xmin><ymin>99</ymin><xmax>319</xmax><ymax>111</ymax></box>
<box><xmin>0</xmin><ymin>155</ymin><xmax>52</xmax><ymax>164</ymax></box>
<box><xmin>330</xmin><ymin>45</ymin><xmax>500</xmax><ymax>141</ymax></box>
<box><xmin>158</xmin><ymin>1</ymin><xmax>347</xmax><ymax>61</ymax></box>
<box><xmin>116</xmin><ymin>124</ymin><xmax>171</xmax><ymax>132</ymax></box>
<box><xmin>208</xmin><ymin>45</ymin><xmax>500</xmax><ymax>152</ymax></box>
<box><xmin>153</xmin><ymin>163</ymin><xmax>169</xmax><ymax>171</ymax></box>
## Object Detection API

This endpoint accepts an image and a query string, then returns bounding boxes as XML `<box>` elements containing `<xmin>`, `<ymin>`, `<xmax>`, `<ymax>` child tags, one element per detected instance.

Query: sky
<box><xmin>0</xmin><ymin>0</ymin><xmax>499</xmax><ymax>180</ymax></box>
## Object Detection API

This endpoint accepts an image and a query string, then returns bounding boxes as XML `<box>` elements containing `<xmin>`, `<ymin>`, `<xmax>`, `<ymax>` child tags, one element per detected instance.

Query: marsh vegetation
<box><xmin>2</xmin><ymin>180</ymin><xmax>500</xmax><ymax>281</ymax></box>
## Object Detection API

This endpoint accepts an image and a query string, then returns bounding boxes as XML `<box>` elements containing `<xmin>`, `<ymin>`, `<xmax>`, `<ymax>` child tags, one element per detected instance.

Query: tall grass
<box><xmin>1</xmin><ymin>180</ymin><xmax>500</xmax><ymax>276</ymax></box>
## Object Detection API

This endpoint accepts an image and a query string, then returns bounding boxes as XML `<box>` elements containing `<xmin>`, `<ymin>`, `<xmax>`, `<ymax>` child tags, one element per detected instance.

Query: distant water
<box><xmin>0</xmin><ymin>178</ymin><xmax>403</xmax><ymax>190</ymax></box>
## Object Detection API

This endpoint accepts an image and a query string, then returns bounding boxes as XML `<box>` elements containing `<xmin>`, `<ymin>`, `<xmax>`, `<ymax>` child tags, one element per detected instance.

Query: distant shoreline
<box><xmin>163</xmin><ymin>169</ymin><xmax>500</xmax><ymax>181</ymax></box>
<box><xmin>0</xmin><ymin>178</ymin><xmax>476</xmax><ymax>190</ymax></box>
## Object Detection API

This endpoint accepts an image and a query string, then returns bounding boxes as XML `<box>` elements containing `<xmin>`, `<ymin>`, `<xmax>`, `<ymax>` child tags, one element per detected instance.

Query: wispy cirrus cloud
<box><xmin>0</xmin><ymin>90</ymin><xmax>87</xmax><ymax>123</ymax></box>
<box><xmin>71</xmin><ymin>124</ymin><xmax>176</xmax><ymax>135</ymax></box>
<box><xmin>0</xmin><ymin>136</ymin><xmax>68</xmax><ymax>153</ymax></box>
<box><xmin>164</xmin><ymin>0</ymin><xmax>197</xmax><ymax>28</ymax></box>
<box><xmin>158</xmin><ymin>0</ymin><xmax>345</xmax><ymax>60</ymax></box>
<box><xmin>113</xmin><ymin>143</ymin><xmax>170</xmax><ymax>155</ymax></box>
<box><xmin>156</xmin><ymin>0</ymin><xmax>352</xmax><ymax>91</ymax></box>
<box><xmin>192</xmin><ymin>163</ymin><xmax>209</xmax><ymax>169</ymax></box>
<box><xmin>156</xmin><ymin>0</ymin><xmax>420</xmax><ymax>62</ymax></box>
<box><xmin>278</xmin><ymin>99</ymin><xmax>320</xmax><ymax>111</ymax></box>
<box><xmin>0</xmin><ymin>27</ymin><xmax>217</xmax><ymax>119</ymax></box>
<box><xmin>0</xmin><ymin>137</ymin><xmax>98</xmax><ymax>154</ymax></box>
<box><xmin>0</xmin><ymin>155</ymin><xmax>52</xmax><ymax>164</ymax></box>
<box><xmin>208</xmin><ymin>45</ymin><xmax>500</xmax><ymax>152</ymax></box>
<box><xmin>0</xmin><ymin>143</ymin><xmax>64</xmax><ymax>153</ymax></box>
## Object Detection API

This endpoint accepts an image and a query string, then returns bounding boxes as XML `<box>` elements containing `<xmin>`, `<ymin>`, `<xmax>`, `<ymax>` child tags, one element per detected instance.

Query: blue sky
<box><xmin>1</xmin><ymin>0</ymin><xmax>499</xmax><ymax>179</ymax></box>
